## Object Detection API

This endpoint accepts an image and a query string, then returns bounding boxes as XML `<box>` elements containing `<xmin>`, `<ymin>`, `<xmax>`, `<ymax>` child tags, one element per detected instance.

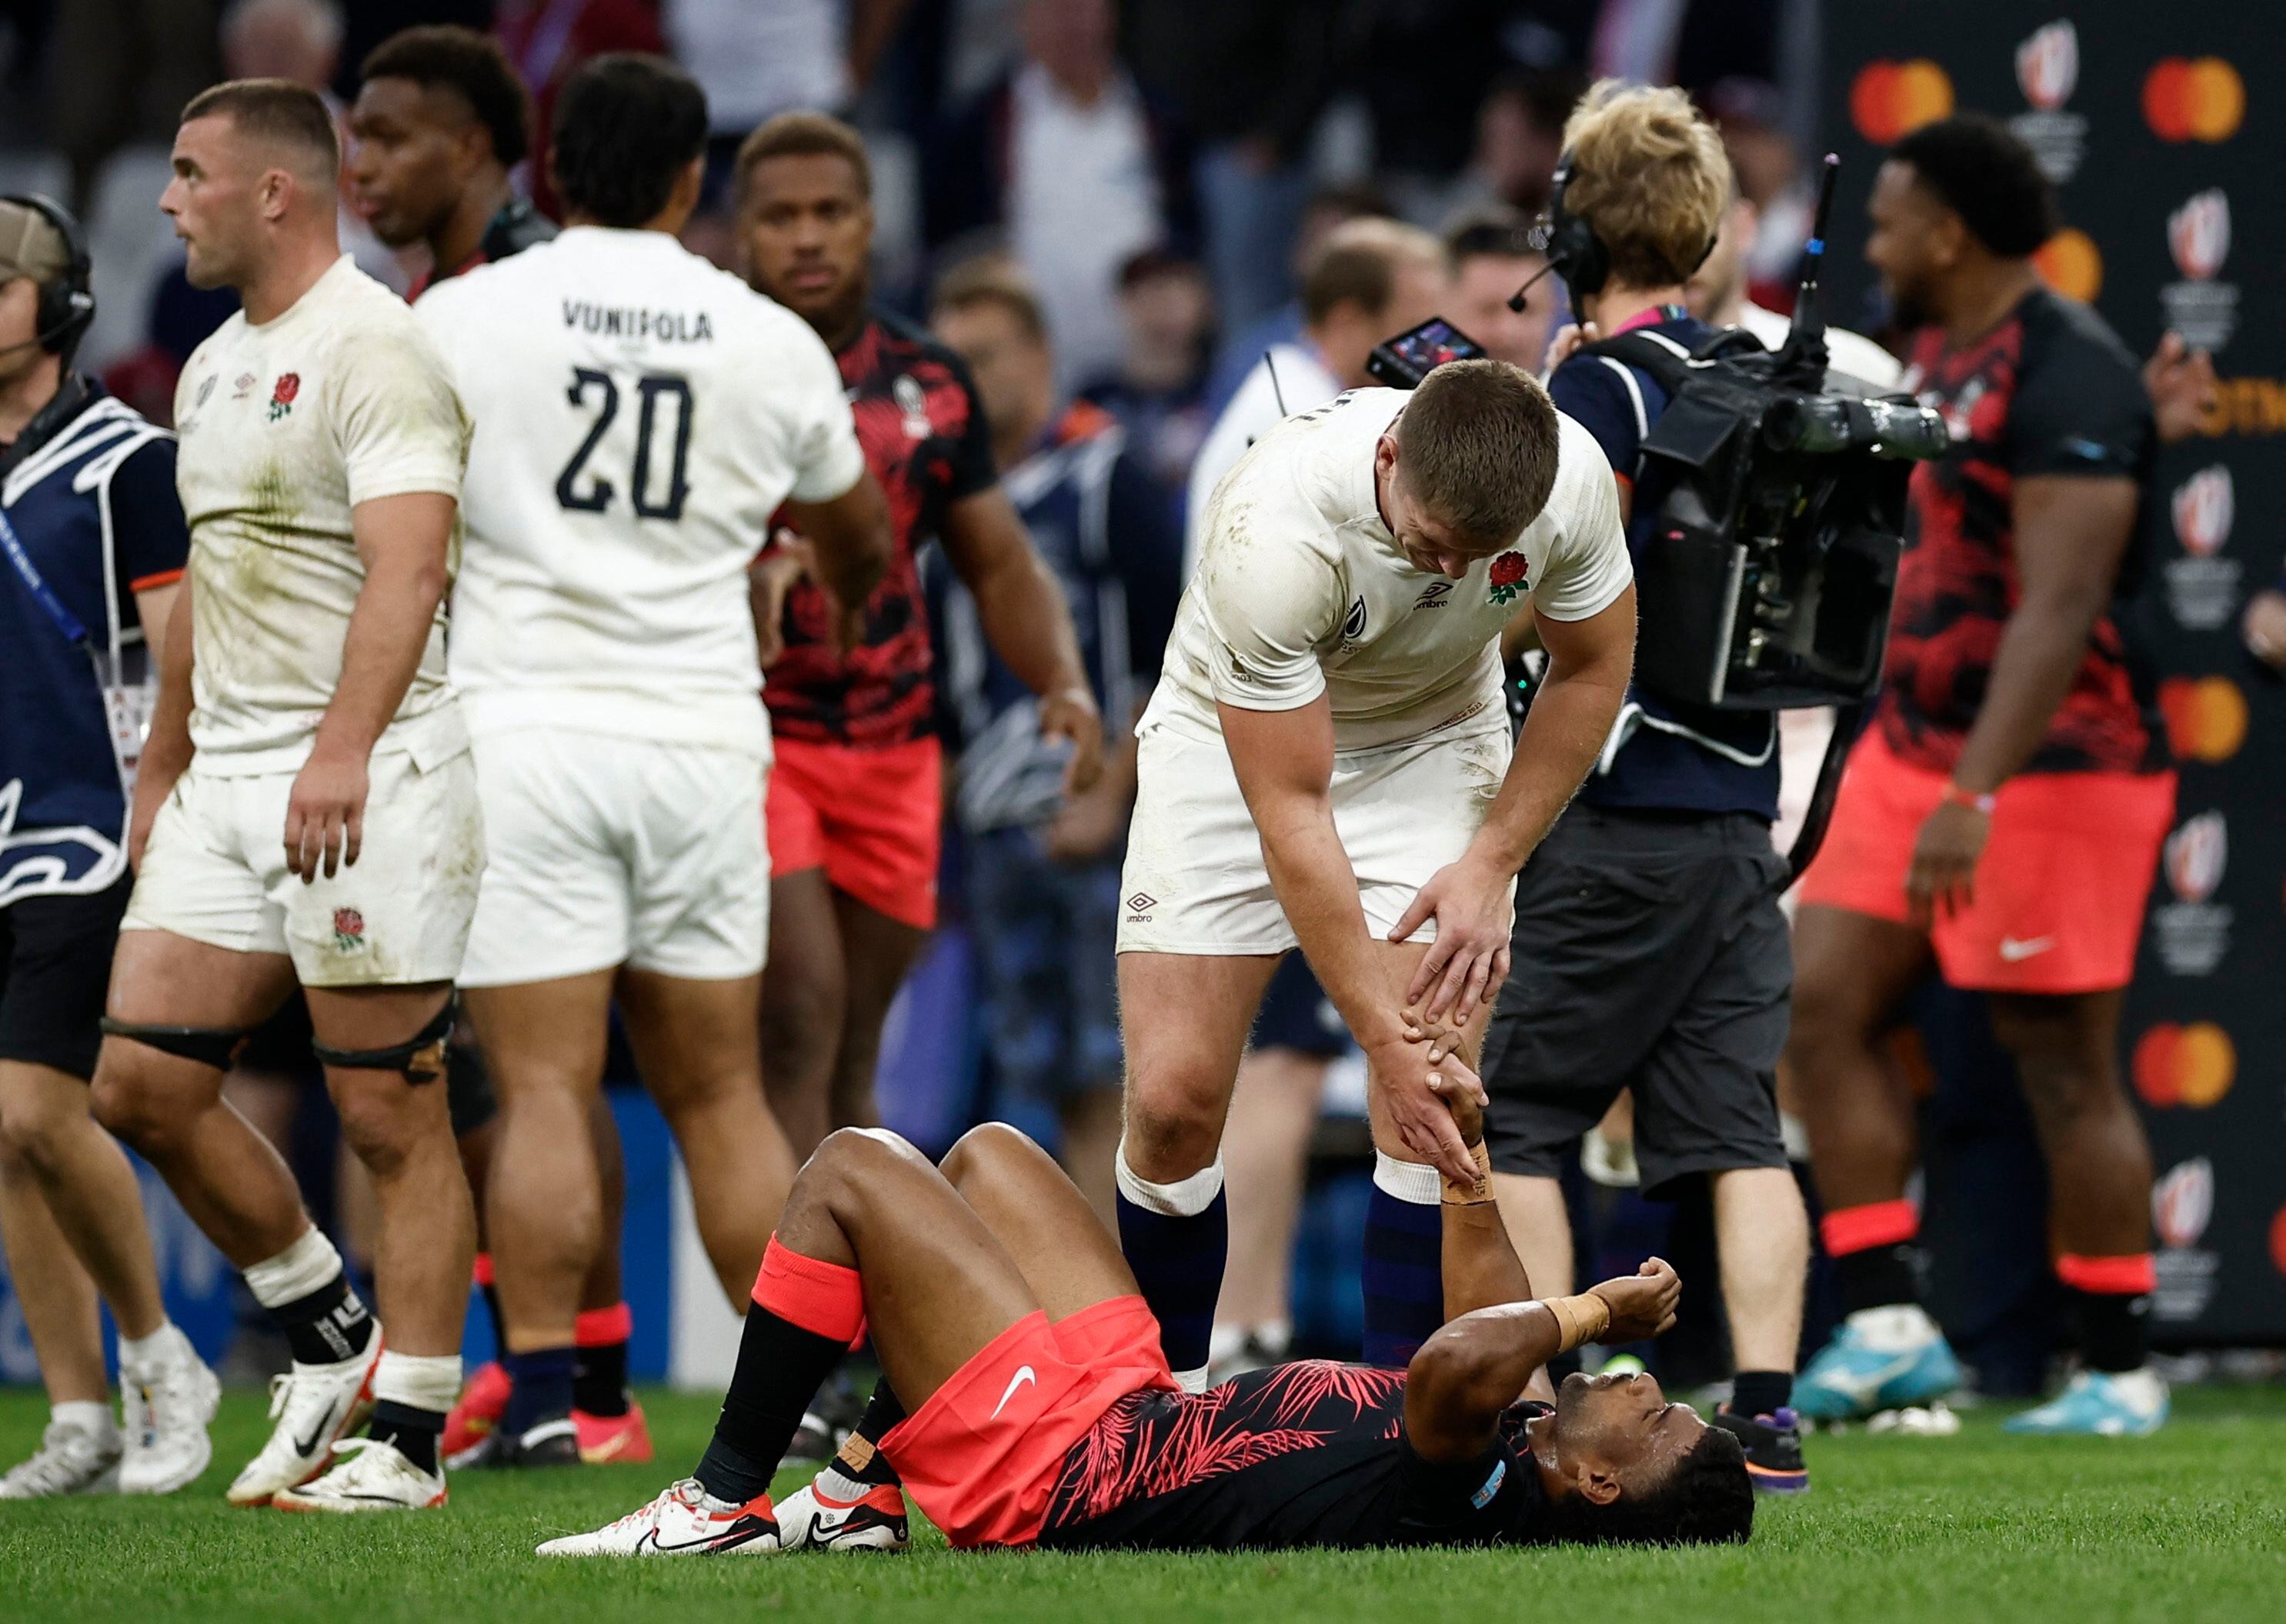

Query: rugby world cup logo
<box><xmin>2015</xmin><ymin>20</ymin><xmax>2077</xmax><ymax>112</ymax></box>
<box><xmin>2171</xmin><ymin>465</ymin><xmax>2234</xmax><ymax>557</ymax></box>
<box><xmin>2163</xmin><ymin>811</ymin><xmax>2226</xmax><ymax>904</ymax></box>
<box><xmin>2168</xmin><ymin>191</ymin><xmax>2231</xmax><ymax>282</ymax></box>
<box><xmin>2152</xmin><ymin>1158</ymin><xmax>2214</xmax><ymax>1250</ymax></box>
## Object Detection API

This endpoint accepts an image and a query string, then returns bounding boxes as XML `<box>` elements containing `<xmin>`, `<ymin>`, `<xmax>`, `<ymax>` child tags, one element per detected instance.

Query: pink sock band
<box><xmin>753</xmin><ymin>1236</ymin><xmax>866</xmax><ymax>1342</ymax></box>
<box><xmin>2057</xmin><ymin>1252</ymin><xmax>2157</xmax><ymax>1295</ymax></box>
<box><xmin>575</xmin><ymin>1302</ymin><xmax>633</xmax><ymax>1346</ymax></box>
<box><xmin>1820</xmin><ymin>1199</ymin><xmax>1919</xmax><ymax>1257</ymax></box>
<box><xmin>472</xmin><ymin>1252</ymin><xmax>495</xmax><ymax>1288</ymax></box>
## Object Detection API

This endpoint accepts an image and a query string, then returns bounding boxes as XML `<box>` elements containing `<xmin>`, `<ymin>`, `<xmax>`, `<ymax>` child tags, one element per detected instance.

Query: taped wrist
<box><xmin>1441</xmin><ymin>1141</ymin><xmax>1494</xmax><ymax>1205</ymax></box>
<box><xmin>310</xmin><ymin>997</ymin><xmax>453</xmax><ymax>1084</ymax></box>
<box><xmin>1543</xmin><ymin>1292</ymin><xmax>1614</xmax><ymax>1354</ymax></box>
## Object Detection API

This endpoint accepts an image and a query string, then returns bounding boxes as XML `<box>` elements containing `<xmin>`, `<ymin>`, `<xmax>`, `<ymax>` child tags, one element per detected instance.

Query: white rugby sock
<box><xmin>1113</xmin><ymin>1144</ymin><xmax>1226</xmax><ymax>1215</ymax></box>
<box><xmin>242</xmin><ymin>1227</ymin><xmax>345</xmax><ymax>1309</ymax></box>
<box><xmin>52</xmin><ymin>1399</ymin><xmax>117</xmax><ymax>1439</ymax></box>
<box><xmin>116</xmin><ymin>1321</ymin><xmax>182</xmax><ymax>1372</ymax></box>
<box><xmin>372</xmin><ymin>1351</ymin><xmax>462</xmax><ymax>1416</ymax></box>
<box><xmin>1372</xmin><ymin>1149</ymin><xmax>1441</xmax><ymax>1206</ymax></box>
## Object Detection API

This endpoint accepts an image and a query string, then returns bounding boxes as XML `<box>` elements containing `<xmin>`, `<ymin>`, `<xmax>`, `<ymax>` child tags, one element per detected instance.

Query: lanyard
<box><xmin>0</xmin><ymin>502</ymin><xmax>94</xmax><ymax>649</ymax></box>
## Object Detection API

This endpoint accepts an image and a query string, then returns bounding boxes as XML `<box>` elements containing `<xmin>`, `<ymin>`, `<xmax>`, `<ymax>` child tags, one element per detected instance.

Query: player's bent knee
<box><xmin>939</xmin><ymin>1121</ymin><xmax>1046</xmax><ymax>1187</ymax></box>
<box><xmin>0</xmin><ymin>1093</ymin><xmax>77</xmax><ymax>1176</ymax></box>
<box><xmin>1120</xmin><ymin>1072</ymin><xmax>1225</xmax><ymax>1178</ymax></box>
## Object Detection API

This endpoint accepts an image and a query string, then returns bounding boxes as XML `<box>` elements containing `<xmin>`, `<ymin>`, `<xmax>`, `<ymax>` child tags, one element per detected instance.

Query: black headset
<box><xmin>1510</xmin><ymin>153</ymin><xmax>1719</xmax><ymax>315</ymax></box>
<box><xmin>4</xmin><ymin>193</ymin><xmax>96</xmax><ymax>359</ymax></box>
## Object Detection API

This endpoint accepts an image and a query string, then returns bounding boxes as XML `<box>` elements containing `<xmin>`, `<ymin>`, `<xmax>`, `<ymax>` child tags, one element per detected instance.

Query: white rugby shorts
<box><xmin>1116</xmin><ymin>718</ymin><xmax>1515</xmax><ymax>955</ymax></box>
<box><xmin>456</xmin><ymin>728</ymin><xmax>768</xmax><ymax>987</ymax></box>
<box><xmin>123</xmin><ymin>745</ymin><xmax>485</xmax><ymax>987</ymax></box>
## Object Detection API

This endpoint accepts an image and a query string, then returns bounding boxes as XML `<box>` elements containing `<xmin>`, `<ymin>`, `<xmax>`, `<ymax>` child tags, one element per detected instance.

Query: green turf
<box><xmin>4</xmin><ymin>1383</ymin><xmax>2284</xmax><ymax>1623</ymax></box>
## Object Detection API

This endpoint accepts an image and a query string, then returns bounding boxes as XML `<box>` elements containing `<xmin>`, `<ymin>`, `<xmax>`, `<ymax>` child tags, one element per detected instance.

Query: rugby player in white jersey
<box><xmin>1114</xmin><ymin>361</ymin><xmax>1635</xmax><ymax>1389</ymax></box>
<box><xmin>92</xmin><ymin>78</ymin><xmax>478</xmax><ymax>1512</ymax></box>
<box><xmin>413</xmin><ymin>53</ymin><xmax>890</xmax><ymax>1467</ymax></box>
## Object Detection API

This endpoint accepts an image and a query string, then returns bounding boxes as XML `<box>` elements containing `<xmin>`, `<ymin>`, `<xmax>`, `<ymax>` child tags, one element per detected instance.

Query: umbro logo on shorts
<box><xmin>1125</xmin><ymin>892</ymin><xmax>1156</xmax><ymax>923</ymax></box>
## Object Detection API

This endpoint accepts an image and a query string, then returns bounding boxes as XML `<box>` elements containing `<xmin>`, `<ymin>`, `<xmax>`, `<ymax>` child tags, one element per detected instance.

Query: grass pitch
<box><xmin>4</xmin><ymin>1382</ymin><xmax>2284</xmax><ymax>1623</ymax></box>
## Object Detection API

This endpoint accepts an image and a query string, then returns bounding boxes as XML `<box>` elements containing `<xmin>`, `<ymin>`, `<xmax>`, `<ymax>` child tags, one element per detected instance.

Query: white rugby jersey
<box><xmin>415</xmin><ymin>226</ymin><xmax>866</xmax><ymax>755</ymax></box>
<box><xmin>1144</xmin><ymin>386</ymin><xmax>1631</xmax><ymax>752</ymax></box>
<box><xmin>172</xmin><ymin>255</ymin><xmax>470</xmax><ymax>773</ymax></box>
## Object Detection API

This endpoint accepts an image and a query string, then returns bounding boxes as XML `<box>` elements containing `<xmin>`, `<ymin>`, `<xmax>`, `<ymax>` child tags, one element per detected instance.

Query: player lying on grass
<box><xmin>540</xmin><ymin>1076</ymin><xmax>1752</xmax><ymax>1556</ymax></box>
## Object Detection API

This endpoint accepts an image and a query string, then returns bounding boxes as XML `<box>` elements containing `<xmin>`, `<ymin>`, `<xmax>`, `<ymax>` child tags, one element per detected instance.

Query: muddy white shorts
<box><xmin>1116</xmin><ymin>719</ymin><xmax>1513</xmax><ymax>955</ymax></box>
<box><xmin>123</xmin><ymin>745</ymin><xmax>485</xmax><ymax>987</ymax></box>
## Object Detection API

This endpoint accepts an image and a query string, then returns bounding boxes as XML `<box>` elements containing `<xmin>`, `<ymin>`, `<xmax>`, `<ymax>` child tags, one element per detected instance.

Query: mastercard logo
<box><xmin>2158</xmin><ymin>675</ymin><xmax>2248</xmax><ymax>763</ymax></box>
<box><xmin>2032</xmin><ymin>229</ymin><xmax>2102</xmax><ymax>302</ymax></box>
<box><xmin>2144</xmin><ymin>58</ymin><xmax>2245</xmax><ymax>143</ymax></box>
<box><xmin>1850</xmin><ymin>60</ymin><xmax>1955</xmax><ymax>145</ymax></box>
<box><xmin>2132</xmin><ymin>1022</ymin><xmax>2235</xmax><ymax>1109</ymax></box>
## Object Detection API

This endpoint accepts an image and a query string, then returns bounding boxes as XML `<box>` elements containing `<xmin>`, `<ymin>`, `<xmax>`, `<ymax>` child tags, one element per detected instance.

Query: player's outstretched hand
<box><xmin>1367</xmin><ymin>1033</ymin><xmax>1483</xmax><ymax>1185</ymax></box>
<box><xmin>285</xmin><ymin>744</ymin><xmax>369</xmax><ymax>883</ymax></box>
<box><xmin>1423</xmin><ymin>1058</ymin><xmax>1486</xmax><ymax>1149</ymax></box>
<box><xmin>1389</xmin><ymin>857</ymin><xmax>1513</xmax><ymax>1024</ymax></box>
<box><xmin>1590</xmin><ymin>1257</ymin><xmax>1681</xmax><ymax>1342</ymax></box>
<box><xmin>1040</xmin><ymin>683</ymin><xmax>1106</xmax><ymax>795</ymax></box>
<box><xmin>2144</xmin><ymin>331</ymin><xmax>2218</xmax><ymax>445</ymax></box>
<box><xmin>749</xmin><ymin>529</ymin><xmax>817</xmax><ymax>668</ymax></box>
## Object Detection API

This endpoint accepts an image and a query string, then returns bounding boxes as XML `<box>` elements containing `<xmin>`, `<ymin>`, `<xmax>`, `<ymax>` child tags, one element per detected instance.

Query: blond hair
<box><xmin>1560</xmin><ymin>79</ymin><xmax>1727</xmax><ymax>288</ymax></box>
<box><xmin>1300</xmin><ymin>217</ymin><xmax>1445</xmax><ymax>326</ymax></box>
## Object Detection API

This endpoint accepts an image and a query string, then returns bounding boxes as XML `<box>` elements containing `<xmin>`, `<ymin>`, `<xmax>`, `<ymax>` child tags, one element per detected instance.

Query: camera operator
<box><xmin>1473</xmin><ymin>82</ymin><xmax>1811</xmax><ymax>1494</ymax></box>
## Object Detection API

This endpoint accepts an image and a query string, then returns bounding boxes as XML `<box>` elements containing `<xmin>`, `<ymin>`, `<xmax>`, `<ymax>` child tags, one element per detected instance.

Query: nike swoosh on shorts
<box><xmin>992</xmin><ymin>1366</ymin><xmax>1037</xmax><ymax>1419</ymax></box>
<box><xmin>1999</xmin><ymin>937</ymin><xmax>2055</xmax><ymax>962</ymax></box>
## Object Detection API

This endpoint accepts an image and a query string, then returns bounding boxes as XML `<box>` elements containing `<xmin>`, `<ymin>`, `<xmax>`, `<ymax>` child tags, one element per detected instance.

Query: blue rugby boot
<box><xmin>1794</xmin><ymin>1306</ymin><xmax>1962</xmax><ymax>1422</ymax></box>
<box><xmin>2004</xmin><ymin>1369</ymin><xmax>2168</xmax><ymax>1437</ymax></box>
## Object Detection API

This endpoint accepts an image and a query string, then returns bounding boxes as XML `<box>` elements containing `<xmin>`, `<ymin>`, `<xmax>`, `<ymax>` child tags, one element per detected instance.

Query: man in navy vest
<box><xmin>0</xmin><ymin>195</ymin><xmax>220</xmax><ymax>1498</ymax></box>
<box><xmin>1473</xmin><ymin>84</ymin><xmax>1811</xmax><ymax>1494</ymax></box>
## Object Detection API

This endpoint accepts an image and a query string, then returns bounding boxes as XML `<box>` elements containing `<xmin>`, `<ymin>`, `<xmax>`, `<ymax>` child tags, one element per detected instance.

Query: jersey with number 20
<box><xmin>415</xmin><ymin>225</ymin><xmax>866</xmax><ymax>757</ymax></box>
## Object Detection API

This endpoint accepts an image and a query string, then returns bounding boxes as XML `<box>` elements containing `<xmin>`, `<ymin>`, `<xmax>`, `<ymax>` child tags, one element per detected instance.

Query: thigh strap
<box><xmin>97</xmin><ymin>1019</ymin><xmax>249</xmax><ymax>1070</ymax></box>
<box><xmin>310</xmin><ymin>996</ymin><xmax>454</xmax><ymax>1085</ymax></box>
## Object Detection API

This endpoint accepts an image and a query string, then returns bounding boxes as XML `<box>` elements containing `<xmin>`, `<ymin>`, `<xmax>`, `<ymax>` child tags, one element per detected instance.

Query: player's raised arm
<box><xmin>942</xmin><ymin>482</ymin><xmax>1105</xmax><ymax>794</ymax></box>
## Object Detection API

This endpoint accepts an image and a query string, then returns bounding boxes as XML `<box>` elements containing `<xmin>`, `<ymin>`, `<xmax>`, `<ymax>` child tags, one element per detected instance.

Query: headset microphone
<box><xmin>1505</xmin><ymin>259</ymin><xmax>1559</xmax><ymax>314</ymax></box>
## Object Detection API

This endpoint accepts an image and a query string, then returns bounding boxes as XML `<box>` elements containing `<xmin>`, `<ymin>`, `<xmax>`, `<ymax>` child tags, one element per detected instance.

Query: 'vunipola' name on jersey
<box><xmin>560</xmin><ymin>301</ymin><xmax>715</xmax><ymax>343</ymax></box>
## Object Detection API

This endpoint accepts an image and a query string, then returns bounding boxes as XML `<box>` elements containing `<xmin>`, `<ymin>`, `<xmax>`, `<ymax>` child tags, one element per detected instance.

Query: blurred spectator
<box><xmin>44</xmin><ymin>0</ymin><xmax>225</xmax><ymax>204</ymax></box>
<box><xmin>1353</xmin><ymin>0</ymin><xmax>1510</xmax><ymax>229</ymax></box>
<box><xmin>668</xmin><ymin>0</ymin><xmax>911</xmax><ymax>206</ymax></box>
<box><xmin>223</xmin><ymin>0</ymin><xmax>408</xmax><ymax>288</ymax></box>
<box><xmin>1123</xmin><ymin>0</ymin><xmax>1337</xmax><ymax>336</ymax></box>
<box><xmin>925</xmin><ymin>259</ymin><xmax>1181</xmax><ymax>1220</ymax></box>
<box><xmin>1468</xmin><ymin>65</ymin><xmax>1583</xmax><ymax>221</ymax></box>
<box><xmin>1184</xmin><ymin>216</ymin><xmax>1446</xmax><ymax>569</ymax></box>
<box><xmin>1707</xmin><ymin>78</ymin><xmax>1810</xmax><ymax>310</ymax></box>
<box><xmin>1201</xmin><ymin>181</ymin><xmax>1390</xmax><ymax>419</ymax></box>
<box><xmin>1078</xmin><ymin>249</ymin><xmax>1215</xmax><ymax>539</ymax></box>
<box><xmin>1441</xmin><ymin>205</ymin><xmax>1556</xmax><ymax>373</ymax></box>
<box><xmin>1686</xmin><ymin>183</ymin><xmax>1901</xmax><ymax>388</ymax></box>
<box><xmin>494</xmin><ymin>0</ymin><xmax>665</xmax><ymax>221</ymax></box>
<box><xmin>930</xmin><ymin>0</ymin><xmax>1176</xmax><ymax>395</ymax></box>
<box><xmin>1590</xmin><ymin>0</ymin><xmax>1778</xmax><ymax>97</ymax></box>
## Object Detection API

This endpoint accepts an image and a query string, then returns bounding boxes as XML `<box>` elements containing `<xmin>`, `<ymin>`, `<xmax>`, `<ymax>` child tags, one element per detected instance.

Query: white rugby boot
<box><xmin>272</xmin><ymin>1438</ymin><xmax>446</xmax><ymax>1512</ymax></box>
<box><xmin>119</xmin><ymin>1326</ymin><xmax>222</xmax><ymax>1494</ymax></box>
<box><xmin>226</xmin><ymin>1336</ymin><xmax>382</xmax><ymax>1506</ymax></box>
<box><xmin>537</xmin><ymin>1479</ymin><xmax>783</xmax><ymax>1556</ymax></box>
<box><xmin>0</xmin><ymin>1415</ymin><xmax>123</xmax><ymax>1498</ymax></box>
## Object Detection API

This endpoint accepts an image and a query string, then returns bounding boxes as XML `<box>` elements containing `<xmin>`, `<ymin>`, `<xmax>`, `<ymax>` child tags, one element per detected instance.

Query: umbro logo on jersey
<box><xmin>1413</xmin><ymin>581</ymin><xmax>1455</xmax><ymax>610</ymax></box>
<box><xmin>1342</xmin><ymin>596</ymin><xmax>1368</xmax><ymax>640</ymax></box>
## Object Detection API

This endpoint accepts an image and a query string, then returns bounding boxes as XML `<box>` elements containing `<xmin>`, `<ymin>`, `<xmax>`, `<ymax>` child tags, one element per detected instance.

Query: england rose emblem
<box><xmin>1487</xmin><ymin>550</ymin><xmax>1530</xmax><ymax>605</ymax></box>
<box><xmin>332</xmin><ymin>907</ymin><xmax>365</xmax><ymax>951</ymax></box>
<box><xmin>269</xmin><ymin>372</ymin><xmax>300</xmax><ymax>421</ymax></box>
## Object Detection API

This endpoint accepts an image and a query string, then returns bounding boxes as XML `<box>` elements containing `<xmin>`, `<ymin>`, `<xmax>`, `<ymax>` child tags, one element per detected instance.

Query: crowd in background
<box><xmin>0</xmin><ymin>0</ymin><xmax>1861</xmax><ymax>1376</ymax></box>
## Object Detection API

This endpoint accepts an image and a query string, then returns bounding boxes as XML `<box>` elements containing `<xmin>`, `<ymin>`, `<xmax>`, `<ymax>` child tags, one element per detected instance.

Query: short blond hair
<box><xmin>1560</xmin><ymin>79</ymin><xmax>1727</xmax><ymax>288</ymax></box>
